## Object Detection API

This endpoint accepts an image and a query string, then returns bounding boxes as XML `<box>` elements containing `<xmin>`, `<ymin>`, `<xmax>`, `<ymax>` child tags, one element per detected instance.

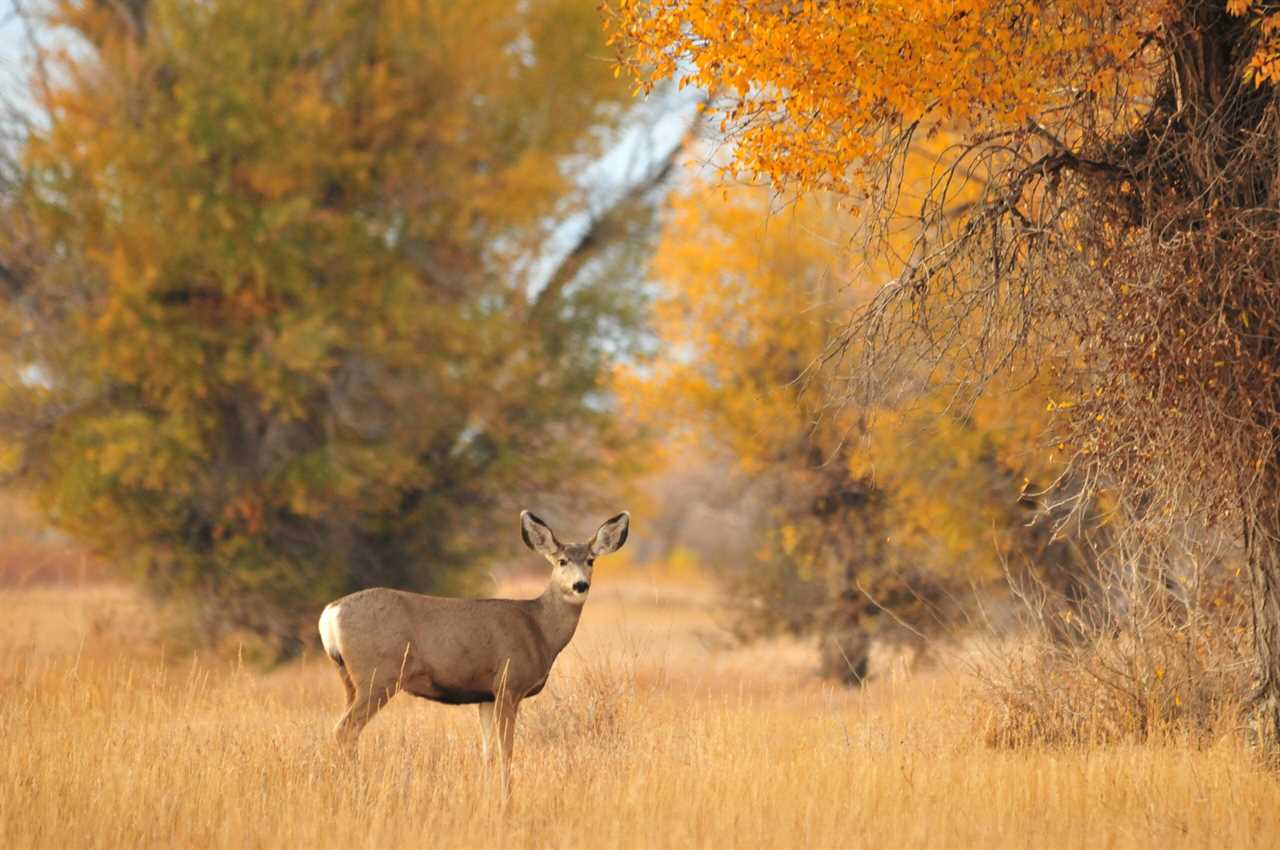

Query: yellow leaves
<box><xmin>1231</xmin><ymin>4</ymin><xmax>1280</xmax><ymax>86</ymax></box>
<box><xmin>1245</xmin><ymin>49</ymin><xmax>1280</xmax><ymax>87</ymax></box>
<box><xmin>779</xmin><ymin>524</ymin><xmax>799</xmax><ymax>556</ymax></box>
<box><xmin>630</xmin><ymin>167</ymin><xmax>1064</xmax><ymax>586</ymax></box>
<box><xmin>629</xmin><ymin>178</ymin><xmax>854</xmax><ymax>467</ymax></box>
<box><xmin>616</xmin><ymin>0</ymin><xmax>1167</xmax><ymax>195</ymax></box>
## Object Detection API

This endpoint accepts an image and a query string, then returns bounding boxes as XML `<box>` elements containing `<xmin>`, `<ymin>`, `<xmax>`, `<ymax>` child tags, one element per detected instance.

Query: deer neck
<box><xmin>534</xmin><ymin>587</ymin><xmax>585</xmax><ymax>656</ymax></box>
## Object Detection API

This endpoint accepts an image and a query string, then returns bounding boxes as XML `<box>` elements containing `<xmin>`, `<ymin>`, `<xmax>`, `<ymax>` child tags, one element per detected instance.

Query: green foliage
<box><xmin>4</xmin><ymin>0</ymin><xmax>646</xmax><ymax>654</ymax></box>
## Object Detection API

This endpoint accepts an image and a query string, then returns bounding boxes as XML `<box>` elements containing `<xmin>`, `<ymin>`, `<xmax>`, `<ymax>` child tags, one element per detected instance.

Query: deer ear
<box><xmin>521</xmin><ymin>511</ymin><xmax>559</xmax><ymax>557</ymax></box>
<box><xmin>590</xmin><ymin>511</ymin><xmax>630</xmax><ymax>556</ymax></box>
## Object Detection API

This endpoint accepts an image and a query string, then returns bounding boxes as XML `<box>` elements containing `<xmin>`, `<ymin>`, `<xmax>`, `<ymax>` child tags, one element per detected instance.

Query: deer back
<box><xmin>321</xmin><ymin>587</ymin><xmax>556</xmax><ymax>702</ymax></box>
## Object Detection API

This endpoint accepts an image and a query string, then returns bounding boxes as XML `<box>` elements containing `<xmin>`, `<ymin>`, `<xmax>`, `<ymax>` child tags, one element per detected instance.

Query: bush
<box><xmin>974</xmin><ymin>546</ymin><xmax>1250</xmax><ymax>747</ymax></box>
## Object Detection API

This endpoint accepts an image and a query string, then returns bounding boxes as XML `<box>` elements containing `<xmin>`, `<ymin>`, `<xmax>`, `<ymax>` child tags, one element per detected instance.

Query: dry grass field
<box><xmin>2</xmin><ymin>572</ymin><xmax>1279</xmax><ymax>850</ymax></box>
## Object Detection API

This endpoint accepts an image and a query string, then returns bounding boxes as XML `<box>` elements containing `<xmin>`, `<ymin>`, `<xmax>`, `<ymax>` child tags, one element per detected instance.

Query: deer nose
<box><xmin>572</xmin><ymin>580</ymin><xmax>590</xmax><ymax>594</ymax></box>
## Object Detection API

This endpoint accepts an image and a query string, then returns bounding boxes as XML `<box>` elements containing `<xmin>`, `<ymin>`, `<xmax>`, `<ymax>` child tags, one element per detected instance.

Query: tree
<box><xmin>622</xmin><ymin>178</ymin><xmax>1067</xmax><ymax>681</ymax></box>
<box><xmin>2</xmin><ymin>0</ymin><xmax>665</xmax><ymax>656</ymax></box>
<box><xmin>613</xmin><ymin>0</ymin><xmax>1280</xmax><ymax>738</ymax></box>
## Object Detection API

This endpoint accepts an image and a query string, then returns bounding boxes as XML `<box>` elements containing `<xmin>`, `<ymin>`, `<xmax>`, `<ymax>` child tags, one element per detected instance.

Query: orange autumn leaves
<box><xmin>1229</xmin><ymin>0</ymin><xmax>1280</xmax><ymax>84</ymax></box>
<box><xmin>608</xmin><ymin>0</ymin><xmax>1167</xmax><ymax>194</ymax></box>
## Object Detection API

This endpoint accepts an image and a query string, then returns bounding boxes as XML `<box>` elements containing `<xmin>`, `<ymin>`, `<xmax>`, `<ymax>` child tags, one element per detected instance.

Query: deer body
<box><xmin>318</xmin><ymin>511</ymin><xmax>629</xmax><ymax>782</ymax></box>
<box><xmin>319</xmin><ymin>588</ymin><xmax>582</xmax><ymax>705</ymax></box>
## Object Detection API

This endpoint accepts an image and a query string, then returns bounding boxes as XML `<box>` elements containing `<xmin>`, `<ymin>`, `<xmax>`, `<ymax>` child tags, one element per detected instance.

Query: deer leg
<box><xmin>337</xmin><ymin>665</ymin><xmax>357</xmax><ymax>709</ymax></box>
<box><xmin>477</xmin><ymin>701</ymin><xmax>496</xmax><ymax>762</ymax></box>
<box><xmin>476</xmin><ymin>696</ymin><xmax>520</xmax><ymax>792</ymax></box>
<box><xmin>494</xmin><ymin>696</ymin><xmax>520</xmax><ymax>792</ymax></box>
<box><xmin>333</xmin><ymin>675</ymin><xmax>396</xmax><ymax>755</ymax></box>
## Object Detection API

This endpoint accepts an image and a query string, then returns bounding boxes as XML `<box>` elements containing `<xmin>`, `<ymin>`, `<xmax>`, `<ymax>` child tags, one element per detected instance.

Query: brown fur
<box><xmin>318</xmin><ymin>511</ymin><xmax>629</xmax><ymax>786</ymax></box>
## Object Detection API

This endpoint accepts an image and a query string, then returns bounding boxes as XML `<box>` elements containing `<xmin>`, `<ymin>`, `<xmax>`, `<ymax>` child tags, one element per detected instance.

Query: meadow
<box><xmin>3</xmin><ymin>571</ymin><xmax>1278</xmax><ymax>850</ymax></box>
<box><xmin>4</xmin><ymin>3</ymin><xmax>1280</xmax><ymax>848</ymax></box>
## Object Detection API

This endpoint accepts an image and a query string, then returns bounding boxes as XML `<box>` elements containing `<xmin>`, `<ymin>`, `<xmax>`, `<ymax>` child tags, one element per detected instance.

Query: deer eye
<box><xmin>558</xmin><ymin>558</ymin><xmax>567</xmax><ymax>566</ymax></box>
<box><xmin>587</xmin><ymin>558</ymin><xmax>595</xmax><ymax>566</ymax></box>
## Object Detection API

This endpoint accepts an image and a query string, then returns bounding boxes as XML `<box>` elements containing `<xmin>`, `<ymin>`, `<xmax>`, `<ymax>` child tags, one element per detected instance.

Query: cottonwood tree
<box><xmin>623</xmin><ymin>180</ymin><xmax>1069</xmax><ymax>681</ymax></box>
<box><xmin>0</xmin><ymin>0</ymin><xmax>678</xmax><ymax>656</ymax></box>
<box><xmin>614</xmin><ymin>0</ymin><xmax>1280</xmax><ymax>737</ymax></box>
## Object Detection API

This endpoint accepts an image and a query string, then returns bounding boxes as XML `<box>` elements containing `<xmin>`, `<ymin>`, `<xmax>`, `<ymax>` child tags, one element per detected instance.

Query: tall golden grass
<box><xmin>2</xmin><ymin>579</ymin><xmax>1278</xmax><ymax>849</ymax></box>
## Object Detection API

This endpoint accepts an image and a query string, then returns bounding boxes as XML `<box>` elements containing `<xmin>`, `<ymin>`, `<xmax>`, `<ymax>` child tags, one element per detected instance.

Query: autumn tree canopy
<box><xmin>613</xmin><ymin>0</ymin><xmax>1280</xmax><ymax>739</ymax></box>
<box><xmin>623</xmin><ymin>178</ymin><xmax>1073</xmax><ymax>679</ymax></box>
<box><xmin>1</xmin><ymin>0</ymin><xmax>659</xmax><ymax>654</ymax></box>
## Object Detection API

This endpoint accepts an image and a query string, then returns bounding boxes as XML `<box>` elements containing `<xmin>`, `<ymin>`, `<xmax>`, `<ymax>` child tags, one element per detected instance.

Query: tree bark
<box><xmin>1246</xmin><ymin>508</ymin><xmax>1280</xmax><ymax>749</ymax></box>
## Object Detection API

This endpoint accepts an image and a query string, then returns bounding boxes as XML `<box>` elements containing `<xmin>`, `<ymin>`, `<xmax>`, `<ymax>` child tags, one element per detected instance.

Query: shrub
<box><xmin>974</xmin><ymin>542</ymin><xmax>1250</xmax><ymax>747</ymax></box>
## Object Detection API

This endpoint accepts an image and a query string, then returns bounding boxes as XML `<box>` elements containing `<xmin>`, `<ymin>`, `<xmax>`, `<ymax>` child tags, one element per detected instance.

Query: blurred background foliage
<box><xmin>0</xmin><ymin>0</ymin><xmax>662</xmax><ymax>655</ymax></box>
<box><xmin>0</xmin><ymin>0</ymin><xmax>1079</xmax><ymax>670</ymax></box>
<box><xmin>620</xmin><ymin>177</ymin><xmax>1077</xmax><ymax>680</ymax></box>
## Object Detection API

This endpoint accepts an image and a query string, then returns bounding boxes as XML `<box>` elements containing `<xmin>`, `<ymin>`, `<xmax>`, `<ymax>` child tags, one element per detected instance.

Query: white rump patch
<box><xmin>318</xmin><ymin>603</ymin><xmax>344</xmax><ymax>664</ymax></box>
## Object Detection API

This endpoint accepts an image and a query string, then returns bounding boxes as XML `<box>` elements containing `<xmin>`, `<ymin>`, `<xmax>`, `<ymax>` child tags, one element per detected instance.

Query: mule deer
<box><xmin>317</xmin><ymin>510</ymin><xmax>629</xmax><ymax>781</ymax></box>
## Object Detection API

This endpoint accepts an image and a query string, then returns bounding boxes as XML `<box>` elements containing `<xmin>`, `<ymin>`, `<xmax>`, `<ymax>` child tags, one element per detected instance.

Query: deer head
<box><xmin>520</xmin><ymin>510</ymin><xmax>629</xmax><ymax>604</ymax></box>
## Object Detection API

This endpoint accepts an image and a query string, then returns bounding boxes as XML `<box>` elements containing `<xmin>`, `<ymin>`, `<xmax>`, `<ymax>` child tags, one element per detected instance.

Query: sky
<box><xmin>0</xmin><ymin>4</ymin><xmax>34</xmax><ymax>117</ymax></box>
<box><xmin>526</xmin><ymin>83</ymin><xmax>704</xmax><ymax>297</ymax></box>
<box><xmin>1</xmin><ymin>3</ymin><xmax>54</xmax><ymax>163</ymax></box>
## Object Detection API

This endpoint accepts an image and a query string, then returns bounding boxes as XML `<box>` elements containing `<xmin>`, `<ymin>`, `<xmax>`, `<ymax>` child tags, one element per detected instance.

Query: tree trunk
<box><xmin>819</xmin><ymin>625</ymin><xmax>869</xmax><ymax>686</ymax></box>
<box><xmin>1246</xmin><ymin>509</ymin><xmax>1280</xmax><ymax>749</ymax></box>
